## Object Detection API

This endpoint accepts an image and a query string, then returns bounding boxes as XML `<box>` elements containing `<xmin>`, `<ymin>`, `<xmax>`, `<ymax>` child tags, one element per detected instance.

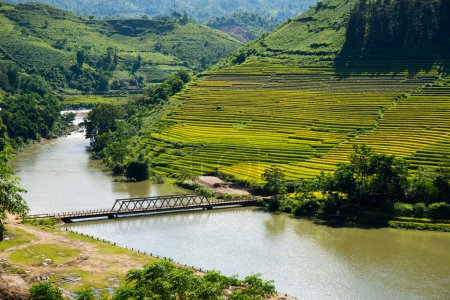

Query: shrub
<box><xmin>124</xmin><ymin>161</ymin><xmax>149</xmax><ymax>182</ymax></box>
<box><xmin>427</xmin><ymin>202</ymin><xmax>450</xmax><ymax>219</ymax></box>
<box><xmin>294</xmin><ymin>199</ymin><xmax>320</xmax><ymax>216</ymax></box>
<box><xmin>268</xmin><ymin>199</ymin><xmax>280</xmax><ymax>212</ymax></box>
<box><xmin>413</xmin><ymin>203</ymin><xmax>427</xmax><ymax>218</ymax></box>
<box><xmin>321</xmin><ymin>197</ymin><xmax>339</xmax><ymax>216</ymax></box>
<box><xmin>393</xmin><ymin>202</ymin><xmax>414</xmax><ymax>217</ymax></box>
<box><xmin>279</xmin><ymin>200</ymin><xmax>295</xmax><ymax>213</ymax></box>
<box><xmin>29</xmin><ymin>282</ymin><xmax>63</xmax><ymax>300</ymax></box>
<box><xmin>74</xmin><ymin>288</ymin><xmax>94</xmax><ymax>300</ymax></box>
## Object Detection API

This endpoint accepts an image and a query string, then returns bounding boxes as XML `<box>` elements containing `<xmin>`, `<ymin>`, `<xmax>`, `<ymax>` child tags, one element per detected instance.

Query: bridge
<box><xmin>23</xmin><ymin>194</ymin><xmax>258</xmax><ymax>223</ymax></box>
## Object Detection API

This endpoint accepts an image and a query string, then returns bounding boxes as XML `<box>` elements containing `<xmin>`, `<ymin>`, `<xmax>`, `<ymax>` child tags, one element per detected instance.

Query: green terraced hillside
<box><xmin>0</xmin><ymin>2</ymin><xmax>241</xmax><ymax>86</ymax></box>
<box><xmin>122</xmin><ymin>0</ymin><xmax>450</xmax><ymax>183</ymax></box>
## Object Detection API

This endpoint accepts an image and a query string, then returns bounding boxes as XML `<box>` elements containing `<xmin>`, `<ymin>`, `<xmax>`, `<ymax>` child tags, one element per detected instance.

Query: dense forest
<box><xmin>341</xmin><ymin>0</ymin><xmax>450</xmax><ymax>57</ymax></box>
<box><xmin>0</xmin><ymin>60</ymin><xmax>72</xmax><ymax>149</ymax></box>
<box><xmin>5</xmin><ymin>0</ymin><xmax>318</xmax><ymax>21</ymax></box>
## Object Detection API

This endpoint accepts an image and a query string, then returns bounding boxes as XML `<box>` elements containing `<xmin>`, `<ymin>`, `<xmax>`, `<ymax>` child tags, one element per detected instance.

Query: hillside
<box><xmin>5</xmin><ymin>0</ymin><xmax>318</xmax><ymax>21</ymax></box>
<box><xmin>109</xmin><ymin>0</ymin><xmax>450</xmax><ymax>183</ymax></box>
<box><xmin>0</xmin><ymin>2</ymin><xmax>241</xmax><ymax>91</ymax></box>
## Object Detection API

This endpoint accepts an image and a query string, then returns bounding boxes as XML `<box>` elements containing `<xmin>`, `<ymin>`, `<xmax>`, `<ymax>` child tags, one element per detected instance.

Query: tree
<box><xmin>434</xmin><ymin>167</ymin><xmax>450</xmax><ymax>203</ymax></box>
<box><xmin>29</xmin><ymin>282</ymin><xmax>63</xmax><ymax>300</ymax></box>
<box><xmin>131</xmin><ymin>54</ymin><xmax>142</xmax><ymax>74</ymax></box>
<box><xmin>180</xmin><ymin>12</ymin><xmax>189</xmax><ymax>25</ymax></box>
<box><xmin>125</xmin><ymin>161</ymin><xmax>149</xmax><ymax>182</ymax></box>
<box><xmin>76</xmin><ymin>50</ymin><xmax>86</xmax><ymax>68</ymax></box>
<box><xmin>84</xmin><ymin>104</ymin><xmax>122</xmax><ymax>139</ymax></box>
<box><xmin>0</xmin><ymin>147</ymin><xmax>27</xmax><ymax>241</ymax></box>
<box><xmin>262</xmin><ymin>166</ymin><xmax>286</xmax><ymax>195</ymax></box>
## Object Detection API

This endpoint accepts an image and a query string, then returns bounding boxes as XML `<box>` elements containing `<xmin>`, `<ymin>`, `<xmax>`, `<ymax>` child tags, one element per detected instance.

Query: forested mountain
<box><xmin>207</xmin><ymin>11</ymin><xmax>279</xmax><ymax>42</ymax></box>
<box><xmin>0</xmin><ymin>1</ymin><xmax>240</xmax><ymax>92</ymax></box>
<box><xmin>5</xmin><ymin>0</ymin><xmax>318</xmax><ymax>21</ymax></box>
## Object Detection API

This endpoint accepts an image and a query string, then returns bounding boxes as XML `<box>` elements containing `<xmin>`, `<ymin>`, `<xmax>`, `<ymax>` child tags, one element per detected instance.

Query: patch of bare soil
<box><xmin>192</xmin><ymin>176</ymin><xmax>251</xmax><ymax>196</ymax></box>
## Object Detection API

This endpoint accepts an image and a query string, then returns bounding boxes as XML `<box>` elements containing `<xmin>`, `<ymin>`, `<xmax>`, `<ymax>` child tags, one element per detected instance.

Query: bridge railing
<box><xmin>23</xmin><ymin>195</ymin><xmax>258</xmax><ymax>220</ymax></box>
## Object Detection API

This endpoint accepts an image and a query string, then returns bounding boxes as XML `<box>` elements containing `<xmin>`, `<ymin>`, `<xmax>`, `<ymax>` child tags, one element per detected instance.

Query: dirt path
<box><xmin>0</xmin><ymin>215</ymin><xmax>154</xmax><ymax>299</ymax></box>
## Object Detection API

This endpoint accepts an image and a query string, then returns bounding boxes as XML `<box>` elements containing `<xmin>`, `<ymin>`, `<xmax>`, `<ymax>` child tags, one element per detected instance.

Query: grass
<box><xmin>63</xmin><ymin>95</ymin><xmax>134</xmax><ymax>106</ymax></box>
<box><xmin>0</xmin><ymin>226</ymin><xmax>36</xmax><ymax>250</ymax></box>
<box><xmin>9</xmin><ymin>243</ymin><xmax>81</xmax><ymax>266</ymax></box>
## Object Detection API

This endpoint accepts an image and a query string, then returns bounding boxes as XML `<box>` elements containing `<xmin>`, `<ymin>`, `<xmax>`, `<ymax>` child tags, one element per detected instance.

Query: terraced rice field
<box><xmin>140</xmin><ymin>58</ymin><xmax>449</xmax><ymax>182</ymax></box>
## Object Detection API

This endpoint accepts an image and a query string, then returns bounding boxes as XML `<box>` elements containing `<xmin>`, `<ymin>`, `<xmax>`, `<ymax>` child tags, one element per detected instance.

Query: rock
<box><xmin>0</xmin><ymin>274</ymin><xmax>30</xmax><ymax>300</ymax></box>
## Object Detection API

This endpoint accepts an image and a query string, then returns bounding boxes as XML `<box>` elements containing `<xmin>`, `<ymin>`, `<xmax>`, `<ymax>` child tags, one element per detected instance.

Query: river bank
<box><xmin>0</xmin><ymin>215</ymin><xmax>295</xmax><ymax>300</ymax></box>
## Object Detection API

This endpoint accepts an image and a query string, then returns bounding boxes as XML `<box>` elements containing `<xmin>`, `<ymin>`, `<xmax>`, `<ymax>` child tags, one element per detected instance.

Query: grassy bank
<box><xmin>0</xmin><ymin>218</ymin><xmax>157</xmax><ymax>299</ymax></box>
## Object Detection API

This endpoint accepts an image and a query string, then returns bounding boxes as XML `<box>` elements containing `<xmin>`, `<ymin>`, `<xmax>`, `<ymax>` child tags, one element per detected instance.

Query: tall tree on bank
<box><xmin>0</xmin><ymin>147</ymin><xmax>27</xmax><ymax>241</ymax></box>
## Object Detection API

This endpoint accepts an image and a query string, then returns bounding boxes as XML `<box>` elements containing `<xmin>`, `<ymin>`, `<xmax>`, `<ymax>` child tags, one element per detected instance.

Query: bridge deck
<box><xmin>23</xmin><ymin>194</ymin><xmax>258</xmax><ymax>223</ymax></box>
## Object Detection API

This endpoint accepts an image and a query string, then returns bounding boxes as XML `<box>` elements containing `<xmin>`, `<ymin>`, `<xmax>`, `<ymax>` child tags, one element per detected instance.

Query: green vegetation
<box><xmin>264</xmin><ymin>145</ymin><xmax>450</xmax><ymax>230</ymax></box>
<box><xmin>0</xmin><ymin>148</ymin><xmax>27</xmax><ymax>240</ymax></box>
<box><xmin>5</xmin><ymin>0</ymin><xmax>317</xmax><ymax>22</ymax></box>
<box><xmin>112</xmin><ymin>261</ymin><xmax>275</xmax><ymax>300</ymax></box>
<box><xmin>341</xmin><ymin>0</ymin><xmax>450</xmax><ymax>58</ymax></box>
<box><xmin>62</xmin><ymin>95</ymin><xmax>133</xmax><ymax>109</ymax></box>
<box><xmin>0</xmin><ymin>1</ymin><xmax>241</xmax><ymax>93</ymax></box>
<box><xmin>9</xmin><ymin>243</ymin><xmax>81</xmax><ymax>265</ymax></box>
<box><xmin>84</xmin><ymin>70</ymin><xmax>191</xmax><ymax>175</ymax></box>
<box><xmin>30</xmin><ymin>282</ymin><xmax>63</xmax><ymax>300</ymax></box>
<box><xmin>0</xmin><ymin>225</ymin><xmax>34</xmax><ymax>250</ymax></box>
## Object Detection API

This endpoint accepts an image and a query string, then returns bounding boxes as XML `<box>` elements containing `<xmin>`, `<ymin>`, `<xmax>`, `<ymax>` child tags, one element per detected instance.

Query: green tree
<box><xmin>76</xmin><ymin>50</ymin><xmax>86</xmax><ymax>68</ymax></box>
<box><xmin>0</xmin><ymin>147</ymin><xmax>27</xmax><ymax>241</ymax></box>
<box><xmin>434</xmin><ymin>167</ymin><xmax>450</xmax><ymax>203</ymax></box>
<box><xmin>84</xmin><ymin>104</ymin><xmax>122</xmax><ymax>139</ymax></box>
<box><xmin>125</xmin><ymin>161</ymin><xmax>149</xmax><ymax>182</ymax></box>
<box><xmin>262</xmin><ymin>166</ymin><xmax>286</xmax><ymax>195</ymax></box>
<box><xmin>29</xmin><ymin>282</ymin><xmax>63</xmax><ymax>300</ymax></box>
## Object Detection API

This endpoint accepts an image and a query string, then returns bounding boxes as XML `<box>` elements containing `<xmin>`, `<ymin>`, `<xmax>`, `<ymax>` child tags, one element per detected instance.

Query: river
<box><xmin>11</xmin><ymin>112</ymin><xmax>450</xmax><ymax>299</ymax></box>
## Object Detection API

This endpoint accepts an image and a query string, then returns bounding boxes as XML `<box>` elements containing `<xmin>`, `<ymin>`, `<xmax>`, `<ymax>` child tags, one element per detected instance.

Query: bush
<box><xmin>427</xmin><ymin>202</ymin><xmax>450</xmax><ymax>219</ymax></box>
<box><xmin>74</xmin><ymin>288</ymin><xmax>94</xmax><ymax>300</ymax></box>
<box><xmin>279</xmin><ymin>200</ymin><xmax>295</xmax><ymax>213</ymax></box>
<box><xmin>413</xmin><ymin>203</ymin><xmax>427</xmax><ymax>218</ymax></box>
<box><xmin>321</xmin><ymin>197</ymin><xmax>339</xmax><ymax>216</ymax></box>
<box><xmin>268</xmin><ymin>199</ymin><xmax>280</xmax><ymax>212</ymax></box>
<box><xmin>29</xmin><ymin>282</ymin><xmax>63</xmax><ymax>300</ymax></box>
<box><xmin>294</xmin><ymin>199</ymin><xmax>320</xmax><ymax>216</ymax></box>
<box><xmin>393</xmin><ymin>202</ymin><xmax>414</xmax><ymax>217</ymax></box>
<box><xmin>124</xmin><ymin>161</ymin><xmax>149</xmax><ymax>182</ymax></box>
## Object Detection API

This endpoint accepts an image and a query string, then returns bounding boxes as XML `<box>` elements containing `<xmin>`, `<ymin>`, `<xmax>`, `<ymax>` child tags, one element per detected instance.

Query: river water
<box><xmin>11</xmin><ymin>112</ymin><xmax>450</xmax><ymax>299</ymax></box>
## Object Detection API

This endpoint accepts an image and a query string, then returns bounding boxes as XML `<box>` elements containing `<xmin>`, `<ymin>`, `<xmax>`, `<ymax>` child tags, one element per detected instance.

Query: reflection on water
<box><xmin>11</xmin><ymin>131</ymin><xmax>188</xmax><ymax>214</ymax></box>
<box><xmin>68</xmin><ymin>208</ymin><xmax>450</xmax><ymax>300</ymax></box>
